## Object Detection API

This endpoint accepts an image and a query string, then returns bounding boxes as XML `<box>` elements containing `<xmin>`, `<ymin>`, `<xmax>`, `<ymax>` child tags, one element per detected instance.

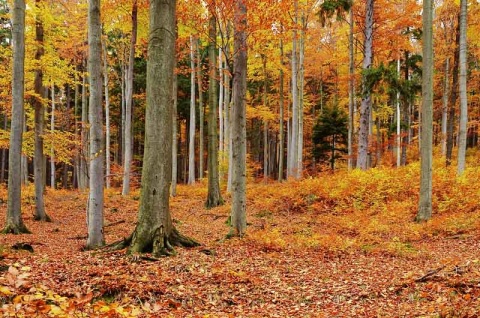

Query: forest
<box><xmin>0</xmin><ymin>0</ymin><xmax>480</xmax><ymax>316</ymax></box>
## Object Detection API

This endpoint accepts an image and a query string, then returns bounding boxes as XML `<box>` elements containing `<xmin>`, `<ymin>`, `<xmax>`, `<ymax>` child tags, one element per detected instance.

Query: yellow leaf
<box><xmin>0</xmin><ymin>286</ymin><xmax>12</xmax><ymax>295</ymax></box>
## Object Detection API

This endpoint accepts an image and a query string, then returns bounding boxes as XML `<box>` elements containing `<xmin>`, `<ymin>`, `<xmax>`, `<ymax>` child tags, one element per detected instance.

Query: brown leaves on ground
<box><xmin>0</xmin><ymin>165</ymin><xmax>480</xmax><ymax>316</ymax></box>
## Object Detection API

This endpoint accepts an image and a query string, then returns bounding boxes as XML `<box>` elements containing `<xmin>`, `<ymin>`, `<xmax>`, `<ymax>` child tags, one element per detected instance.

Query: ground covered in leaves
<box><xmin>1</xmin><ymin>163</ymin><xmax>480</xmax><ymax>317</ymax></box>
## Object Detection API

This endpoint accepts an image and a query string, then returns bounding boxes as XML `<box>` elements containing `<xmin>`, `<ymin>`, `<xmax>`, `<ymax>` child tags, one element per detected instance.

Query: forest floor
<box><xmin>0</xmin><ymin>165</ymin><xmax>480</xmax><ymax>317</ymax></box>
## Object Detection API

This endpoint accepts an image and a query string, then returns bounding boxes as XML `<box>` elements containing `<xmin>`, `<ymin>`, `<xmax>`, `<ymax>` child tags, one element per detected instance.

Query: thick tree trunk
<box><xmin>126</xmin><ymin>0</ymin><xmax>198</xmax><ymax>256</ymax></box>
<box><xmin>4</xmin><ymin>0</ymin><xmax>29</xmax><ymax>234</ymax></box>
<box><xmin>122</xmin><ymin>0</ymin><xmax>138</xmax><ymax>195</ymax></box>
<box><xmin>457</xmin><ymin>0</ymin><xmax>468</xmax><ymax>175</ymax></box>
<box><xmin>188</xmin><ymin>35</ymin><xmax>196</xmax><ymax>185</ymax></box>
<box><xmin>206</xmin><ymin>8</ymin><xmax>224</xmax><ymax>208</ymax></box>
<box><xmin>33</xmin><ymin>0</ymin><xmax>50</xmax><ymax>221</ymax></box>
<box><xmin>357</xmin><ymin>0</ymin><xmax>374</xmax><ymax>170</ymax></box>
<box><xmin>103</xmin><ymin>36</ymin><xmax>111</xmax><ymax>189</ymax></box>
<box><xmin>230</xmin><ymin>0</ymin><xmax>247</xmax><ymax>237</ymax></box>
<box><xmin>86</xmin><ymin>0</ymin><xmax>105</xmax><ymax>249</ymax></box>
<box><xmin>417</xmin><ymin>0</ymin><xmax>433</xmax><ymax>222</ymax></box>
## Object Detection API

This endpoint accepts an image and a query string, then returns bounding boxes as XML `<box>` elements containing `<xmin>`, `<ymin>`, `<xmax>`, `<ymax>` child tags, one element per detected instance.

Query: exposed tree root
<box><xmin>1</xmin><ymin>223</ymin><xmax>31</xmax><ymax>235</ymax></box>
<box><xmin>34</xmin><ymin>214</ymin><xmax>52</xmax><ymax>222</ymax></box>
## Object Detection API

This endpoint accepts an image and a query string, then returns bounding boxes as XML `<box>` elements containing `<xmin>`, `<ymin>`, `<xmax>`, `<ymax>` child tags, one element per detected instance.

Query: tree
<box><xmin>357</xmin><ymin>0</ymin><xmax>374</xmax><ymax>170</ymax></box>
<box><xmin>33</xmin><ymin>0</ymin><xmax>51</xmax><ymax>222</ymax></box>
<box><xmin>86</xmin><ymin>0</ymin><xmax>105</xmax><ymax>248</ymax></box>
<box><xmin>188</xmin><ymin>35</ymin><xmax>196</xmax><ymax>185</ymax></box>
<box><xmin>122</xmin><ymin>0</ymin><xmax>138</xmax><ymax>196</ymax></box>
<box><xmin>312</xmin><ymin>105</ymin><xmax>348</xmax><ymax>171</ymax></box>
<box><xmin>416</xmin><ymin>0</ymin><xmax>433</xmax><ymax>222</ymax></box>
<box><xmin>457</xmin><ymin>0</ymin><xmax>468</xmax><ymax>175</ymax></box>
<box><xmin>3</xmin><ymin>0</ymin><xmax>29</xmax><ymax>234</ymax></box>
<box><xmin>206</xmin><ymin>2</ymin><xmax>224</xmax><ymax>208</ymax></box>
<box><xmin>112</xmin><ymin>0</ymin><xmax>199</xmax><ymax>256</ymax></box>
<box><xmin>230</xmin><ymin>0</ymin><xmax>247</xmax><ymax>237</ymax></box>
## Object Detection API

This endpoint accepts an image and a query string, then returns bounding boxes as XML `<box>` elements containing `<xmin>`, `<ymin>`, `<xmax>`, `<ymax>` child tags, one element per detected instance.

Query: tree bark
<box><xmin>86</xmin><ymin>0</ymin><xmax>105</xmax><ymax>249</ymax></box>
<box><xmin>441</xmin><ymin>58</ymin><xmax>449</xmax><ymax>157</ymax></box>
<box><xmin>79</xmin><ymin>69</ymin><xmax>88</xmax><ymax>190</ymax></box>
<box><xmin>348</xmin><ymin>8</ymin><xmax>355</xmax><ymax>170</ymax></box>
<box><xmin>230</xmin><ymin>0</ymin><xmax>247</xmax><ymax>237</ymax></box>
<box><xmin>206</xmin><ymin>6</ymin><xmax>224</xmax><ymax>208</ymax></box>
<box><xmin>102</xmin><ymin>36</ymin><xmax>111</xmax><ymax>189</ymax></box>
<box><xmin>50</xmin><ymin>83</ymin><xmax>55</xmax><ymax>189</ymax></box>
<box><xmin>446</xmin><ymin>17</ymin><xmax>460</xmax><ymax>167</ymax></box>
<box><xmin>196</xmin><ymin>39</ymin><xmax>205</xmax><ymax>179</ymax></box>
<box><xmin>278</xmin><ymin>39</ymin><xmax>285</xmax><ymax>182</ymax></box>
<box><xmin>457</xmin><ymin>0</ymin><xmax>467</xmax><ymax>175</ymax></box>
<box><xmin>417</xmin><ymin>0</ymin><xmax>433</xmax><ymax>222</ymax></box>
<box><xmin>357</xmin><ymin>0</ymin><xmax>374</xmax><ymax>170</ymax></box>
<box><xmin>4</xmin><ymin>0</ymin><xmax>29</xmax><ymax>234</ymax></box>
<box><xmin>297</xmin><ymin>13</ymin><xmax>305</xmax><ymax>178</ymax></box>
<box><xmin>122</xmin><ymin>0</ymin><xmax>138</xmax><ymax>195</ymax></box>
<box><xmin>171</xmin><ymin>58</ymin><xmax>178</xmax><ymax>196</ymax></box>
<box><xmin>126</xmin><ymin>0</ymin><xmax>199</xmax><ymax>256</ymax></box>
<box><xmin>188</xmin><ymin>35</ymin><xmax>196</xmax><ymax>185</ymax></box>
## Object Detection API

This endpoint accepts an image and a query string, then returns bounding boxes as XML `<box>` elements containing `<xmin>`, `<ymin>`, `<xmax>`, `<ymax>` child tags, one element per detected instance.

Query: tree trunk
<box><xmin>357</xmin><ymin>0</ymin><xmax>374</xmax><ymax>170</ymax></box>
<box><xmin>219</xmin><ymin>47</ymin><xmax>224</xmax><ymax>156</ymax></box>
<box><xmin>348</xmin><ymin>8</ymin><xmax>355</xmax><ymax>170</ymax></box>
<box><xmin>188</xmin><ymin>35</ymin><xmax>196</xmax><ymax>185</ymax></box>
<box><xmin>171</xmin><ymin>58</ymin><xmax>178</xmax><ymax>196</ymax></box>
<box><xmin>230</xmin><ymin>0</ymin><xmax>247</xmax><ymax>237</ymax></box>
<box><xmin>446</xmin><ymin>18</ymin><xmax>460</xmax><ymax>167</ymax></box>
<box><xmin>457</xmin><ymin>0</ymin><xmax>467</xmax><ymax>175</ymax></box>
<box><xmin>278</xmin><ymin>39</ymin><xmax>285</xmax><ymax>182</ymax></box>
<box><xmin>287</xmin><ymin>0</ymin><xmax>299</xmax><ymax>179</ymax></box>
<box><xmin>86</xmin><ymin>0</ymin><xmax>105</xmax><ymax>249</ymax></box>
<box><xmin>21</xmin><ymin>119</ymin><xmax>28</xmax><ymax>185</ymax></box>
<box><xmin>416</xmin><ymin>0</ymin><xmax>433</xmax><ymax>222</ymax></box>
<box><xmin>396</xmin><ymin>58</ymin><xmax>401</xmax><ymax>167</ymax></box>
<box><xmin>103</xmin><ymin>36</ymin><xmax>111</xmax><ymax>189</ymax></box>
<box><xmin>50</xmin><ymin>83</ymin><xmax>55</xmax><ymax>189</ymax></box>
<box><xmin>122</xmin><ymin>0</ymin><xmax>138</xmax><ymax>195</ymax></box>
<box><xmin>79</xmin><ymin>69</ymin><xmax>88</xmax><ymax>190</ymax></box>
<box><xmin>33</xmin><ymin>0</ymin><xmax>50</xmax><ymax>221</ymax></box>
<box><xmin>125</xmin><ymin>0</ymin><xmax>198</xmax><ymax>256</ymax></box>
<box><xmin>196</xmin><ymin>39</ymin><xmax>205</xmax><ymax>179</ymax></box>
<box><xmin>206</xmin><ymin>7</ymin><xmax>224</xmax><ymax>208</ymax></box>
<box><xmin>262</xmin><ymin>55</ymin><xmax>268</xmax><ymax>181</ymax></box>
<box><xmin>297</xmin><ymin>13</ymin><xmax>305</xmax><ymax>178</ymax></box>
<box><xmin>3</xmin><ymin>0</ymin><xmax>29</xmax><ymax>234</ymax></box>
<box><xmin>0</xmin><ymin>115</ymin><xmax>7</xmax><ymax>183</ymax></box>
<box><xmin>441</xmin><ymin>58</ymin><xmax>449</xmax><ymax>157</ymax></box>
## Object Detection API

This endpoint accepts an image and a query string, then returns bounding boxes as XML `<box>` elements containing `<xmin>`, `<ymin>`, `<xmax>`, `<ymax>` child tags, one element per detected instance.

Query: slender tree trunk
<box><xmin>441</xmin><ymin>58</ymin><xmax>449</xmax><ymax>157</ymax></box>
<box><xmin>21</xmin><ymin>118</ymin><xmax>28</xmax><ymax>185</ymax></box>
<box><xmin>103</xmin><ymin>36</ymin><xmax>111</xmax><ymax>189</ymax></box>
<box><xmin>80</xmin><ymin>70</ymin><xmax>88</xmax><ymax>190</ymax></box>
<box><xmin>457</xmin><ymin>0</ymin><xmax>468</xmax><ymax>175</ymax></box>
<box><xmin>206</xmin><ymin>6</ymin><xmax>224</xmax><ymax>208</ymax></box>
<box><xmin>0</xmin><ymin>115</ymin><xmax>7</xmax><ymax>183</ymax></box>
<box><xmin>396</xmin><ymin>58</ymin><xmax>401</xmax><ymax>167</ymax></box>
<box><xmin>32</xmin><ymin>0</ymin><xmax>51</xmax><ymax>222</ymax></box>
<box><xmin>122</xmin><ymin>0</ymin><xmax>138</xmax><ymax>195</ymax></box>
<box><xmin>50</xmin><ymin>83</ymin><xmax>56</xmax><ymax>189</ymax></box>
<box><xmin>417</xmin><ymin>0</ymin><xmax>433</xmax><ymax>222</ymax></box>
<box><xmin>3</xmin><ymin>0</ymin><xmax>29</xmax><ymax>234</ymax></box>
<box><xmin>357</xmin><ymin>0</ymin><xmax>374</xmax><ymax>170</ymax></box>
<box><xmin>278</xmin><ymin>39</ymin><xmax>285</xmax><ymax>182</ymax></box>
<box><xmin>171</xmin><ymin>58</ymin><xmax>178</xmax><ymax>196</ymax></box>
<box><xmin>219</xmin><ymin>47</ymin><xmax>224</xmax><ymax>156</ymax></box>
<box><xmin>74</xmin><ymin>71</ymin><xmax>80</xmax><ymax>188</ymax></box>
<box><xmin>230</xmin><ymin>0</ymin><xmax>247</xmax><ymax>237</ymax></box>
<box><xmin>262</xmin><ymin>55</ymin><xmax>268</xmax><ymax>181</ymax></box>
<box><xmin>288</xmin><ymin>0</ymin><xmax>298</xmax><ymax>179</ymax></box>
<box><xmin>348</xmin><ymin>8</ymin><xmax>355</xmax><ymax>170</ymax></box>
<box><xmin>297</xmin><ymin>14</ymin><xmax>305</xmax><ymax>178</ymax></box>
<box><xmin>447</xmin><ymin>19</ymin><xmax>460</xmax><ymax>167</ymax></box>
<box><xmin>196</xmin><ymin>40</ymin><xmax>204</xmax><ymax>179</ymax></box>
<box><xmin>123</xmin><ymin>0</ymin><xmax>199</xmax><ymax>256</ymax></box>
<box><xmin>86</xmin><ymin>0</ymin><xmax>105</xmax><ymax>249</ymax></box>
<box><xmin>188</xmin><ymin>35</ymin><xmax>196</xmax><ymax>185</ymax></box>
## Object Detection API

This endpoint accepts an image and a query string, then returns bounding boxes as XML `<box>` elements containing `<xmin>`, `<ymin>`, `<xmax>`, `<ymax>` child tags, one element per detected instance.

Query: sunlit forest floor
<box><xmin>1</xmin><ymin>161</ymin><xmax>480</xmax><ymax>317</ymax></box>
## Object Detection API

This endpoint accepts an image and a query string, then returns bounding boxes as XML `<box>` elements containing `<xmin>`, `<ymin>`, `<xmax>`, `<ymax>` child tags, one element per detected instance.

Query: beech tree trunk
<box><xmin>230</xmin><ymin>0</ymin><xmax>247</xmax><ymax>237</ymax></box>
<box><xmin>32</xmin><ymin>0</ymin><xmax>51</xmax><ymax>222</ymax></box>
<box><xmin>417</xmin><ymin>0</ymin><xmax>433</xmax><ymax>222</ymax></box>
<box><xmin>103</xmin><ymin>36</ymin><xmax>111</xmax><ymax>189</ymax></box>
<box><xmin>171</xmin><ymin>60</ymin><xmax>178</xmax><ymax>196</ymax></box>
<box><xmin>446</xmin><ymin>18</ymin><xmax>460</xmax><ymax>167</ymax></box>
<box><xmin>124</xmin><ymin>0</ymin><xmax>198</xmax><ymax>256</ymax></box>
<box><xmin>457</xmin><ymin>0</ymin><xmax>467</xmax><ymax>175</ymax></box>
<box><xmin>278</xmin><ymin>39</ymin><xmax>285</xmax><ymax>182</ymax></box>
<box><xmin>297</xmin><ymin>14</ymin><xmax>305</xmax><ymax>178</ymax></box>
<box><xmin>4</xmin><ymin>0</ymin><xmax>29</xmax><ymax>234</ymax></box>
<box><xmin>122</xmin><ymin>0</ymin><xmax>138</xmax><ymax>195</ymax></box>
<box><xmin>196</xmin><ymin>40</ymin><xmax>205</xmax><ymax>179</ymax></box>
<box><xmin>50</xmin><ymin>83</ymin><xmax>55</xmax><ymax>189</ymax></box>
<box><xmin>348</xmin><ymin>8</ymin><xmax>355</xmax><ymax>170</ymax></box>
<box><xmin>357</xmin><ymin>0</ymin><xmax>374</xmax><ymax>170</ymax></box>
<box><xmin>86</xmin><ymin>0</ymin><xmax>105</xmax><ymax>249</ymax></box>
<box><xmin>441</xmin><ymin>58</ymin><xmax>449</xmax><ymax>157</ymax></box>
<box><xmin>206</xmin><ymin>6</ymin><xmax>224</xmax><ymax>208</ymax></box>
<box><xmin>188</xmin><ymin>35</ymin><xmax>196</xmax><ymax>185</ymax></box>
<box><xmin>79</xmin><ymin>70</ymin><xmax>88</xmax><ymax>190</ymax></box>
